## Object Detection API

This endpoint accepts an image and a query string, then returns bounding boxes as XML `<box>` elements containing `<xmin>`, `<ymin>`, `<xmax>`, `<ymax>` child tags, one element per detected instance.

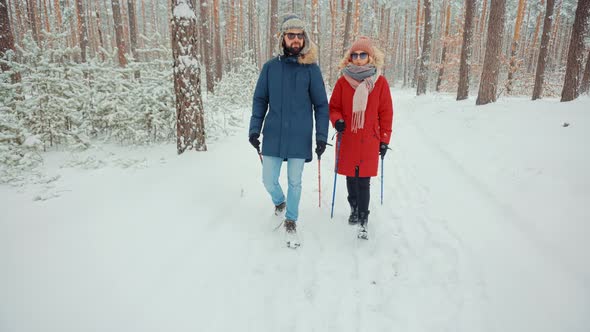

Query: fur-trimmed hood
<box><xmin>338</xmin><ymin>45</ymin><xmax>385</xmax><ymax>70</ymax></box>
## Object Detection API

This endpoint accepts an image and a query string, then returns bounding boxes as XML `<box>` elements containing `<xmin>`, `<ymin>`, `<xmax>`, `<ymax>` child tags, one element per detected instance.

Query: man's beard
<box><xmin>284</xmin><ymin>42</ymin><xmax>303</xmax><ymax>56</ymax></box>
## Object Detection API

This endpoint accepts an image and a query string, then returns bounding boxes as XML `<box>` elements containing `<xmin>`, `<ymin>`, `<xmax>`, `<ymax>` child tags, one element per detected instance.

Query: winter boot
<box><xmin>357</xmin><ymin>211</ymin><xmax>369</xmax><ymax>240</ymax></box>
<box><xmin>284</xmin><ymin>220</ymin><xmax>300</xmax><ymax>248</ymax></box>
<box><xmin>285</xmin><ymin>220</ymin><xmax>296</xmax><ymax>233</ymax></box>
<box><xmin>274</xmin><ymin>202</ymin><xmax>286</xmax><ymax>216</ymax></box>
<box><xmin>348</xmin><ymin>204</ymin><xmax>359</xmax><ymax>225</ymax></box>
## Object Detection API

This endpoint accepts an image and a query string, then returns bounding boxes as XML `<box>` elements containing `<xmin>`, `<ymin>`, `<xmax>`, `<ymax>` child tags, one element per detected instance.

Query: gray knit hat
<box><xmin>276</xmin><ymin>13</ymin><xmax>313</xmax><ymax>56</ymax></box>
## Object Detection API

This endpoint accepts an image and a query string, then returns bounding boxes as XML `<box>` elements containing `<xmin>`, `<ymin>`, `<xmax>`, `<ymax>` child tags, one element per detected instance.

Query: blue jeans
<box><xmin>262</xmin><ymin>155</ymin><xmax>305</xmax><ymax>222</ymax></box>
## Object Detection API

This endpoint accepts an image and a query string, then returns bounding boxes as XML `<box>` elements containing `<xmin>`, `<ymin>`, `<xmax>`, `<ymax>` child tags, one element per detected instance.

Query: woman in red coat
<box><xmin>329</xmin><ymin>36</ymin><xmax>393</xmax><ymax>239</ymax></box>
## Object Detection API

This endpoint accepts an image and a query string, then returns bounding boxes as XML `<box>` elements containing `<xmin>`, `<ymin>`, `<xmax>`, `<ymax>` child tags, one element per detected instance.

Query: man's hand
<box><xmin>249</xmin><ymin>133</ymin><xmax>261</xmax><ymax>151</ymax></box>
<box><xmin>315</xmin><ymin>140</ymin><xmax>327</xmax><ymax>159</ymax></box>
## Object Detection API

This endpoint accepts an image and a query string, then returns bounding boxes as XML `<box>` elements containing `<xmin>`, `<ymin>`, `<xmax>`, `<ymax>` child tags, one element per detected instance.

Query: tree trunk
<box><xmin>328</xmin><ymin>0</ymin><xmax>336</xmax><ymax>85</ymax></box>
<box><xmin>476</xmin><ymin>0</ymin><xmax>507</xmax><ymax>105</ymax></box>
<box><xmin>579</xmin><ymin>49</ymin><xmax>590</xmax><ymax>94</ymax></box>
<box><xmin>268</xmin><ymin>0</ymin><xmax>277</xmax><ymax>58</ymax></box>
<box><xmin>171</xmin><ymin>0</ymin><xmax>207</xmax><ymax>153</ymax></box>
<box><xmin>141</xmin><ymin>0</ymin><xmax>146</xmax><ymax>38</ymax></box>
<box><xmin>0</xmin><ymin>0</ymin><xmax>20</xmax><ymax>83</ymax></box>
<box><xmin>506</xmin><ymin>0</ymin><xmax>527</xmax><ymax>94</ymax></box>
<box><xmin>312</xmin><ymin>0</ymin><xmax>320</xmax><ymax>66</ymax></box>
<box><xmin>200</xmin><ymin>0</ymin><xmax>214</xmax><ymax>92</ymax></box>
<box><xmin>111</xmin><ymin>0</ymin><xmax>127</xmax><ymax>67</ymax></box>
<box><xmin>128</xmin><ymin>0</ymin><xmax>140</xmax><ymax>78</ymax></box>
<box><xmin>75</xmin><ymin>0</ymin><xmax>89</xmax><ymax>62</ymax></box>
<box><xmin>94</xmin><ymin>1</ymin><xmax>106</xmax><ymax>61</ymax></box>
<box><xmin>413</xmin><ymin>0</ymin><xmax>421</xmax><ymax>87</ymax></box>
<box><xmin>477</xmin><ymin>0</ymin><xmax>489</xmax><ymax>64</ymax></box>
<box><xmin>127</xmin><ymin>0</ymin><xmax>139</xmax><ymax>61</ymax></box>
<box><xmin>13</xmin><ymin>0</ymin><xmax>24</xmax><ymax>43</ymax></box>
<box><xmin>527</xmin><ymin>1</ymin><xmax>544</xmax><ymax>73</ymax></box>
<box><xmin>403</xmin><ymin>9</ymin><xmax>408</xmax><ymax>87</ymax></box>
<box><xmin>41</xmin><ymin>0</ymin><xmax>50</xmax><ymax>33</ymax></box>
<box><xmin>436</xmin><ymin>3</ymin><xmax>451</xmax><ymax>92</ymax></box>
<box><xmin>416</xmin><ymin>0</ymin><xmax>432</xmax><ymax>95</ymax></box>
<box><xmin>247</xmin><ymin>0</ymin><xmax>254</xmax><ymax>66</ymax></box>
<box><xmin>213</xmin><ymin>0</ymin><xmax>222</xmax><ymax>80</ymax></box>
<box><xmin>25</xmin><ymin>0</ymin><xmax>41</xmax><ymax>44</ymax></box>
<box><xmin>342</xmin><ymin>0</ymin><xmax>353</xmax><ymax>55</ymax></box>
<box><xmin>532</xmin><ymin>0</ymin><xmax>555</xmax><ymax>100</ymax></box>
<box><xmin>353</xmin><ymin>0</ymin><xmax>360</xmax><ymax>38</ymax></box>
<box><xmin>548</xmin><ymin>0</ymin><xmax>562</xmax><ymax>70</ymax></box>
<box><xmin>560</xmin><ymin>0</ymin><xmax>590</xmax><ymax>102</ymax></box>
<box><xmin>457</xmin><ymin>0</ymin><xmax>475</xmax><ymax>100</ymax></box>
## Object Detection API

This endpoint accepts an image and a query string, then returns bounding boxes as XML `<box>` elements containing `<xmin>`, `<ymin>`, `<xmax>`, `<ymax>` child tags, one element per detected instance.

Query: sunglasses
<box><xmin>286</xmin><ymin>33</ymin><xmax>305</xmax><ymax>40</ymax></box>
<box><xmin>351</xmin><ymin>52</ymin><xmax>368</xmax><ymax>60</ymax></box>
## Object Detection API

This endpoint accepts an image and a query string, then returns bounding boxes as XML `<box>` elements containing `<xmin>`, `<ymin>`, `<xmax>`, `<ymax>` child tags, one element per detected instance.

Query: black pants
<box><xmin>346</xmin><ymin>175</ymin><xmax>370</xmax><ymax>214</ymax></box>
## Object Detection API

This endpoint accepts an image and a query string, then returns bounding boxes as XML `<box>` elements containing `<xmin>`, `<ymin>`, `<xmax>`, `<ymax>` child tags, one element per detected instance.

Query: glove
<box><xmin>379</xmin><ymin>142</ymin><xmax>388</xmax><ymax>158</ymax></box>
<box><xmin>315</xmin><ymin>140</ymin><xmax>326</xmax><ymax>158</ymax></box>
<box><xmin>249</xmin><ymin>133</ymin><xmax>261</xmax><ymax>151</ymax></box>
<box><xmin>335</xmin><ymin>119</ymin><xmax>345</xmax><ymax>133</ymax></box>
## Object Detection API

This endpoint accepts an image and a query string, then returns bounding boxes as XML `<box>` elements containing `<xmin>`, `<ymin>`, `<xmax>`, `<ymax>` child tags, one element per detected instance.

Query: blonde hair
<box><xmin>338</xmin><ymin>46</ymin><xmax>385</xmax><ymax>70</ymax></box>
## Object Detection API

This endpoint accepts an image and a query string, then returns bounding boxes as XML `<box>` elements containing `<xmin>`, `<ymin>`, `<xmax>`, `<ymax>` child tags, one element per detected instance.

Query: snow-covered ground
<box><xmin>1</xmin><ymin>90</ymin><xmax>589</xmax><ymax>332</ymax></box>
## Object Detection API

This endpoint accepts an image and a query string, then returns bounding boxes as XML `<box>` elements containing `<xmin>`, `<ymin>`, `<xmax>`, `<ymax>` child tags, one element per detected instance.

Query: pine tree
<box><xmin>416</xmin><ymin>0</ymin><xmax>432</xmax><ymax>95</ymax></box>
<box><xmin>476</xmin><ymin>0</ymin><xmax>507</xmax><ymax>105</ymax></box>
<box><xmin>436</xmin><ymin>2</ymin><xmax>451</xmax><ymax>93</ymax></box>
<box><xmin>580</xmin><ymin>50</ymin><xmax>590</xmax><ymax>95</ymax></box>
<box><xmin>560</xmin><ymin>0</ymin><xmax>590</xmax><ymax>102</ymax></box>
<box><xmin>268</xmin><ymin>0</ymin><xmax>277</xmax><ymax>58</ymax></box>
<box><xmin>171</xmin><ymin>0</ymin><xmax>207</xmax><ymax>153</ymax></box>
<box><xmin>76</xmin><ymin>0</ymin><xmax>89</xmax><ymax>62</ymax></box>
<box><xmin>213</xmin><ymin>0</ymin><xmax>223</xmax><ymax>79</ymax></box>
<box><xmin>1</xmin><ymin>0</ymin><xmax>20</xmax><ymax>83</ymax></box>
<box><xmin>457</xmin><ymin>0</ymin><xmax>475</xmax><ymax>100</ymax></box>
<box><xmin>111</xmin><ymin>0</ymin><xmax>128</xmax><ymax>67</ymax></box>
<box><xmin>532</xmin><ymin>0</ymin><xmax>555</xmax><ymax>100</ymax></box>
<box><xmin>127</xmin><ymin>0</ymin><xmax>139</xmax><ymax>62</ymax></box>
<box><xmin>200</xmin><ymin>0</ymin><xmax>214</xmax><ymax>92</ymax></box>
<box><xmin>342</xmin><ymin>0</ymin><xmax>353</xmax><ymax>56</ymax></box>
<box><xmin>506</xmin><ymin>0</ymin><xmax>527</xmax><ymax>94</ymax></box>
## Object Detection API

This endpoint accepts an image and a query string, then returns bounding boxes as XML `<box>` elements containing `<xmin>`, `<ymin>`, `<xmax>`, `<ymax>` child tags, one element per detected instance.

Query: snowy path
<box><xmin>1</xmin><ymin>91</ymin><xmax>588</xmax><ymax>332</ymax></box>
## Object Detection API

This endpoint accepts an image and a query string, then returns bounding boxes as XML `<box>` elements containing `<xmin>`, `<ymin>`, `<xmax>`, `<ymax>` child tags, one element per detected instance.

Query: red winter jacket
<box><xmin>329</xmin><ymin>75</ymin><xmax>393</xmax><ymax>177</ymax></box>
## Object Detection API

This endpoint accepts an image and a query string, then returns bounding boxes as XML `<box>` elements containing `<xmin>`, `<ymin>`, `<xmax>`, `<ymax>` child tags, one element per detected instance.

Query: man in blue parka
<box><xmin>249</xmin><ymin>14</ymin><xmax>329</xmax><ymax>240</ymax></box>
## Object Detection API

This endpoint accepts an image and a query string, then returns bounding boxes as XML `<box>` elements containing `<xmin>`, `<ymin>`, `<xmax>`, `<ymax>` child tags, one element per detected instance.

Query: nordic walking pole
<box><xmin>380</xmin><ymin>154</ymin><xmax>384</xmax><ymax>205</ymax></box>
<box><xmin>318</xmin><ymin>157</ymin><xmax>321</xmax><ymax>208</ymax></box>
<box><xmin>256</xmin><ymin>148</ymin><xmax>263</xmax><ymax>165</ymax></box>
<box><xmin>331</xmin><ymin>133</ymin><xmax>343</xmax><ymax>219</ymax></box>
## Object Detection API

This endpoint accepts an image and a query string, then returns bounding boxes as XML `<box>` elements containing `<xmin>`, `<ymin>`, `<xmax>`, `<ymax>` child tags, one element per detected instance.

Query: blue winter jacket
<box><xmin>249</xmin><ymin>50</ymin><xmax>329</xmax><ymax>162</ymax></box>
